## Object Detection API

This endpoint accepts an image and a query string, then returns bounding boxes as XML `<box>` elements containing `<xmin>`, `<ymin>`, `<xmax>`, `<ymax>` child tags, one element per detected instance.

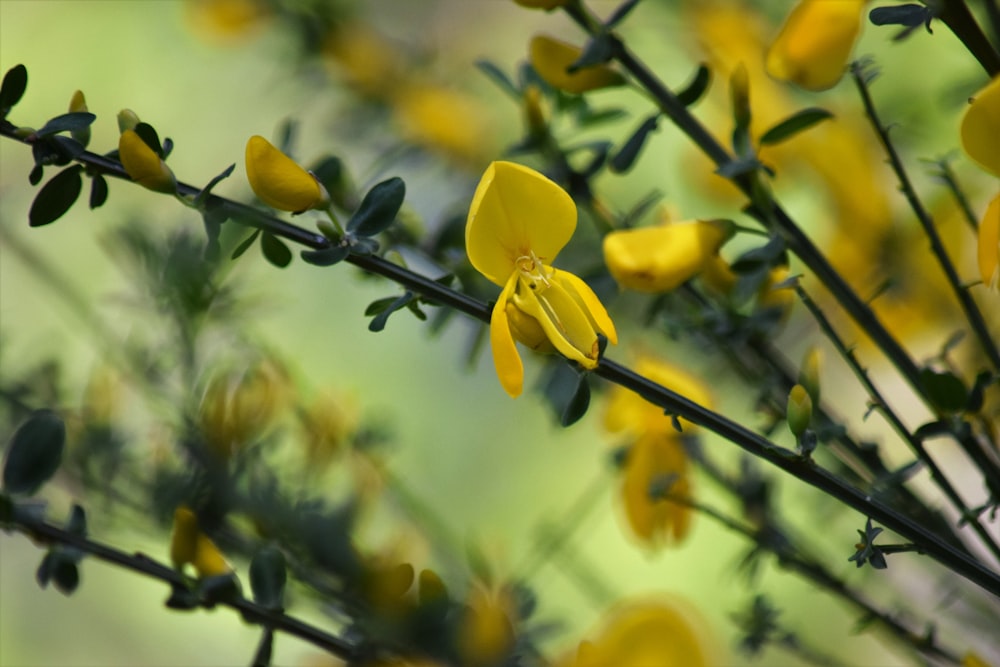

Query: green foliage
<box><xmin>0</xmin><ymin>63</ymin><xmax>27</xmax><ymax>117</ymax></box>
<box><xmin>250</xmin><ymin>546</ymin><xmax>287</xmax><ymax>610</ymax></box>
<box><xmin>29</xmin><ymin>165</ymin><xmax>83</xmax><ymax>227</ymax></box>
<box><xmin>758</xmin><ymin>108</ymin><xmax>834</xmax><ymax>146</ymax></box>
<box><xmin>2</xmin><ymin>409</ymin><xmax>65</xmax><ymax>496</ymax></box>
<box><xmin>347</xmin><ymin>177</ymin><xmax>405</xmax><ymax>237</ymax></box>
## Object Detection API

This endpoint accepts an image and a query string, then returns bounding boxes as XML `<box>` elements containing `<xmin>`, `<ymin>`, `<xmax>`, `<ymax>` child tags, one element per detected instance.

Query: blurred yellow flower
<box><xmin>322</xmin><ymin>24</ymin><xmax>404</xmax><ymax>100</ymax></box>
<box><xmin>119</xmin><ymin>129</ymin><xmax>177</xmax><ymax>194</ymax></box>
<box><xmin>394</xmin><ymin>85</ymin><xmax>494</xmax><ymax>165</ymax></box>
<box><xmin>300</xmin><ymin>391</ymin><xmax>357</xmax><ymax>468</ymax></box>
<box><xmin>756</xmin><ymin>264</ymin><xmax>794</xmax><ymax>321</ymax></box>
<box><xmin>466</xmin><ymin>161</ymin><xmax>617</xmax><ymax>397</ymax></box>
<box><xmin>529</xmin><ymin>35</ymin><xmax>626</xmax><ymax>94</ymax></box>
<box><xmin>200</xmin><ymin>359</ymin><xmax>290</xmax><ymax>460</ymax></box>
<box><xmin>558</xmin><ymin>599</ymin><xmax>709</xmax><ymax>667</ymax></box>
<box><xmin>185</xmin><ymin>0</ymin><xmax>267</xmax><ymax>42</ymax></box>
<box><xmin>245</xmin><ymin>135</ymin><xmax>328</xmax><ymax>212</ymax></box>
<box><xmin>961</xmin><ymin>75</ymin><xmax>1000</xmax><ymax>177</ymax></box>
<box><xmin>979</xmin><ymin>193</ymin><xmax>1000</xmax><ymax>292</ymax></box>
<box><xmin>605</xmin><ymin>356</ymin><xmax>711</xmax><ymax>548</ymax></box>
<box><xmin>766</xmin><ymin>0</ymin><xmax>867</xmax><ymax>91</ymax></box>
<box><xmin>602</xmin><ymin>219</ymin><xmax>730</xmax><ymax>293</ymax></box>
<box><xmin>456</xmin><ymin>585</ymin><xmax>515</xmax><ymax>667</ymax></box>
<box><xmin>169</xmin><ymin>506</ymin><xmax>233</xmax><ymax>578</ymax></box>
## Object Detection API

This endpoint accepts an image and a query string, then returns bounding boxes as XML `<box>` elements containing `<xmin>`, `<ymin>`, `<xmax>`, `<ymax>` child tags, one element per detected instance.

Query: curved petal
<box><xmin>466</xmin><ymin>161</ymin><xmax>577</xmax><ymax>285</ymax></box>
<box><xmin>119</xmin><ymin>130</ymin><xmax>176</xmax><ymax>194</ymax></box>
<box><xmin>961</xmin><ymin>75</ymin><xmax>1000</xmax><ymax>177</ymax></box>
<box><xmin>490</xmin><ymin>274</ymin><xmax>524</xmax><ymax>397</ymax></box>
<box><xmin>245</xmin><ymin>135</ymin><xmax>325</xmax><ymax>212</ymax></box>
<box><xmin>553</xmin><ymin>268</ymin><xmax>618</xmax><ymax>345</ymax></box>
<box><xmin>514</xmin><ymin>278</ymin><xmax>599</xmax><ymax>368</ymax></box>
<box><xmin>603</xmin><ymin>221</ymin><xmax>729</xmax><ymax>293</ymax></box>
<box><xmin>765</xmin><ymin>0</ymin><xmax>866</xmax><ymax>91</ymax></box>
<box><xmin>978</xmin><ymin>193</ymin><xmax>1000</xmax><ymax>291</ymax></box>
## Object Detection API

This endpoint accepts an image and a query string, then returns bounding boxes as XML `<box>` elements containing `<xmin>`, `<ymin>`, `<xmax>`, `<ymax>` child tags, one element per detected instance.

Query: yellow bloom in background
<box><xmin>185</xmin><ymin>0</ymin><xmax>267</xmax><ymax>42</ymax></box>
<box><xmin>529</xmin><ymin>35</ymin><xmax>626</xmax><ymax>94</ymax></box>
<box><xmin>961</xmin><ymin>75</ymin><xmax>1000</xmax><ymax>177</ymax></box>
<box><xmin>322</xmin><ymin>23</ymin><xmax>404</xmax><ymax>100</ymax></box>
<box><xmin>979</xmin><ymin>193</ymin><xmax>1000</xmax><ymax>292</ymax></box>
<box><xmin>119</xmin><ymin>129</ymin><xmax>177</xmax><ymax>194</ymax></box>
<box><xmin>300</xmin><ymin>391</ymin><xmax>358</xmax><ymax>469</ymax></box>
<box><xmin>558</xmin><ymin>599</ymin><xmax>710</xmax><ymax>667</ymax></box>
<box><xmin>199</xmin><ymin>359</ymin><xmax>290</xmax><ymax>460</ymax></box>
<box><xmin>245</xmin><ymin>135</ymin><xmax>328</xmax><ymax>212</ymax></box>
<box><xmin>455</xmin><ymin>585</ymin><xmax>515</xmax><ymax>667</ymax></box>
<box><xmin>169</xmin><ymin>506</ymin><xmax>233</xmax><ymax>578</ymax></box>
<box><xmin>394</xmin><ymin>84</ymin><xmax>494</xmax><ymax>165</ymax></box>
<box><xmin>605</xmin><ymin>356</ymin><xmax>711</xmax><ymax>548</ymax></box>
<box><xmin>602</xmin><ymin>219</ymin><xmax>730</xmax><ymax>293</ymax></box>
<box><xmin>766</xmin><ymin>0</ymin><xmax>867</xmax><ymax>91</ymax></box>
<box><xmin>756</xmin><ymin>264</ymin><xmax>794</xmax><ymax>321</ymax></box>
<box><xmin>466</xmin><ymin>161</ymin><xmax>617</xmax><ymax>397</ymax></box>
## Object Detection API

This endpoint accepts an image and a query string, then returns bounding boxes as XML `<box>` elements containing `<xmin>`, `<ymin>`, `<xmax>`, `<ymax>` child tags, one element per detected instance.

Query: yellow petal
<box><xmin>192</xmin><ymin>533</ymin><xmax>233</xmax><ymax>578</ymax></box>
<box><xmin>491</xmin><ymin>275</ymin><xmax>525</xmax><ymax>397</ymax></box>
<box><xmin>552</xmin><ymin>268</ymin><xmax>618</xmax><ymax>344</ymax></box>
<box><xmin>961</xmin><ymin>75</ymin><xmax>1000</xmax><ymax>177</ymax></box>
<box><xmin>605</xmin><ymin>355</ymin><xmax>712</xmax><ymax>436</ymax></box>
<box><xmin>466</xmin><ymin>161</ymin><xmax>576</xmax><ymax>286</ymax></box>
<box><xmin>620</xmin><ymin>433</ymin><xmax>691</xmax><ymax>548</ymax></box>
<box><xmin>119</xmin><ymin>130</ymin><xmax>177</xmax><ymax>194</ymax></box>
<box><xmin>245</xmin><ymin>135</ymin><xmax>326</xmax><ymax>212</ymax></box>
<box><xmin>765</xmin><ymin>0</ymin><xmax>866</xmax><ymax>91</ymax></box>
<box><xmin>506</xmin><ymin>297</ymin><xmax>557</xmax><ymax>353</ymax></box>
<box><xmin>513</xmin><ymin>276</ymin><xmax>600</xmax><ymax>369</ymax></box>
<box><xmin>68</xmin><ymin>90</ymin><xmax>87</xmax><ymax>113</ymax></box>
<box><xmin>169</xmin><ymin>506</ymin><xmax>199</xmax><ymax>569</ymax></box>
<box><xmin>529</xmin><ymin>35</ymin><xmax>626</xmax><ymax>94</ymax></box>
<box><xmin>979</xmin><ymin>193</ymin><xmax>1000</xmax><ymax>291</ymax></box>
<box><xmin>603</xmin><ymin>220</ymin><xmax>729</xmax><ymax>293</ymax></box>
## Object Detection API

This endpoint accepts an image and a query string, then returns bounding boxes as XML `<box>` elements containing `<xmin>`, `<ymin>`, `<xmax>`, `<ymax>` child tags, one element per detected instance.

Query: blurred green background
<box><xmin>1</xmin><ymin>1</ymin><xmax>992</xmax><ymax>666</ymax></box>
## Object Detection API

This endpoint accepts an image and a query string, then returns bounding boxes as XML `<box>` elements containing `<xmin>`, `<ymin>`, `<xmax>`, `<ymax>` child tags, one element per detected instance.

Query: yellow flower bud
<box><xmin>169</xmin><ymin>506</ymin><xmax>199</xmax><ymax>569</ymax></box>
<box><xmin>979</xmin><ymin>193</ymin><xmax>1000</xmax><ymax>292</ymax></box>
<box><xmin>118</xmin><ymin>130</ymin><xmax>177</xmax><ymax>194</ymax></box>
<box><xmin>799</xmin><ymin>347</ymin><xmax>822</xmax><ymax>404</ymax></box>
<box><xmin>766</xmin><ymin>0</ymin><xmax>867</xmax><ymax>91</ymax></box>
<box><xmin>529</xmin><ymin>35</ymin><xmax>626</xmax><ymax>94</ymax></box>
<box><xmin>117</xmin><ymin>108</ymin><xmax>140</xmax><ymax>133</ymax></box>
<box><xmin>961</xmin><ymin>75</ymin><xmax>1000</xmax><ymax>177</ymax></box>
<box><xmin>245</xmin><ymin>135</ymin><xmax>328</xmax><ymax>212</ymax></box>
<box><xmin>192</xmin><ymin>533</ymin><xmax>233</xmax><ymax>578</ymax></box>
<box><xmin>787</xmin><ymin>384</ymin><xmax>813</xmax><ymax>437</ymax></box>
<box><xmin>603</xmin><ymin>220</ymin><xmax>731</xmax><ymax>293</ymax></box>
<box><xmin>68</xmin><ymin>90</ymin><xmax>90</xmax><ymax>147</ymax></box>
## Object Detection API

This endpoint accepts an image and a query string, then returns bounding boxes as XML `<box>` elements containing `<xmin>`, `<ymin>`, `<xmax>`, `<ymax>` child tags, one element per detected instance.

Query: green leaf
<box><xmin>609</xmin><ymin>114</ymin><xmax>659</xmax><ymax>173</ymax></box>
<box><xmin>35</xmin><ymin>112</ymin><xmax>97</xmax><ymax>138</ymax></box>
<box><xmin>569</xmin><ymin>32</ymin><xmax>615</xmax><ymax>71</ymax></box>
<box><xmin>310</xmin><ymin>155</ymin><xmax>357</xmax><ymax>210</ymax></box>
<box><xmin>37</xmin><ymin>549</ymin><xmax>79</xmax><ymax>595</ymax></box>
<box><xmin>369</xmin><ymin>293</ymin><xmax>414</xmax><ymax>332</ymax></box>
<box><xmin>561</xmin><ymin>373</ymin><xmax>591</xmax><ymax>427</ymax></box>
<box><xmin>347</xmin><ymin>177</ymin><xmax>405</xmax><ymax>237</ymax></box>
<box><xmin>676</xmin><ymin>64</ymin><xmax>711</xmax><ymax>107</ymax></box>
<box><xmin>89</xmin><ymin>174</ymin><xmax>108</xmax><ymax>209</ymax></box>
<box><xmin>66</xmin><ymin>504</ymin><xmax>87</xmax><ymax>537</ymax></box>
<box><xmin>870</xmin><ymin>4</ymin><xmax>930</xmax><ymax>28</ymax></box>
<box><xmin>198</xmin><ymin>573</ymin><xmax>241</xmax><ymax>608</ymax></box>
<box><xmin>261</xmin><ymin>232</ymin><xmax>292</xmax><ymax>268</ymax></box>
<box><xmin>165</xmin><ymin>582</ymin><xmax>200</xmax><ymax>610</ymax></box>
<box><xmin>0</xmin><ymin>64</ymin><xmax>28</xmax><ymax>117</ymax></box>
<box><xmin>759</xmin><ymin>108</ymin><xmax>834</xmax><ymax>146</ymax></box>
<box><xmin>193</xmin><ymin>163</ymin><xmax>235</xmax><ymax>209</ymax></box>
<box><xmin>251</xmin><ymin>628</ymin><xmax>274</xmax><ymax>667</ymax></box>
<box><xmin>249</xmin><ymin>545</ymin><xmax>286</xmax><ymax>610</ymax></box>
<box><xmin>3</xmin><ymin>409</ymin><xmax>66</xmax><ymax>495</ymax></box>
<box><xmin>475</xmin><ymin>59</ymin><xmax>520</xmax><ymax>99</ymax></box>
<box><xmin>29</xmin><ymin>164</ymin><xmax>44</xmax><ymax>186</ymax></box>
<box><xmin>134</xmin><ymin>122</ymin><xmax>163</xmax><ymax>157</ymax></box>
<box><xmin>301</xmin><ymin>244</ymin><xmax>350</xmax><ymax>266</ymax></box>
<box><xmin>29</xmin><ymin>166</ymin><xmax>83</xmax><ymax>227</ymax></box>
<box><xmin>231</xmin><ymin>229</ymin><xmax>261</xmax><ymax>260</ymax></box>
<box><xmin>918</xmin><ymin>369</ymin><xmax>968</xmax><ymax>413</ymax></box>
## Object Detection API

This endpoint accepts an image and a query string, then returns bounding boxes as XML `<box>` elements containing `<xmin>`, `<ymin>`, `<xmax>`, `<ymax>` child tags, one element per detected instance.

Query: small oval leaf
<box><xmin>609</xmin><ymin>114</ymin><xmax>659</xmax><ymax>173</ymax></box>
<box><xmin>35</xmin><ymin>112</ymin><xmax>97</xmax><ymax>138</ymax></box>
<box><xmin>89</xmin><ymin>173</ymin><xmax>109</xmax><ymax>209</ymax></box>
<box><xmin>231</xmin><ymin>229</ymin><xmax>261</xmax><ymax>260</ymax></box>
<box><xmin>3</xmin><ymin>409</ymin><xmax>66</xmax><ymax>495</ymax></box>
<box><xmin>347</xmin><ymin>177</ymin><xmax>406</xmax><ymax>237</ymax></box>
<box><xmin>918</xmin><ymin>369</ymin><xmax>968</xmax><ymax>413</ymax></box>
<box><xmin>249</xmin><ymin>545</ymin><xmax>287</xmax><ymax>610</ymax></box>
<box><xmin>0</xmin><ymin>64</ymin><xmax>28</xmax><ymax>116</ymax></box>
<box><xmin>676</xmin><ymin>64</ymin><xmax>711</xmax><ymax>107</ymax></box>
<box><xmin>29</xmin><ymin>166</ymin><xmax>83</xmax><ymax>227</ymax></box>
<box><xmin>300</xmin><ymin>244</ymin><xmax>350</xmax><ymax>266</ymax></box>
<box><xmin>759</xmin><ymin>108</ymin><xmax>834</xmax><ymax>146</ymax></box>
<box><xmin>260</xmin><ymin>232</ymin><xmax>292</xmax><ymax>268</ymax></box>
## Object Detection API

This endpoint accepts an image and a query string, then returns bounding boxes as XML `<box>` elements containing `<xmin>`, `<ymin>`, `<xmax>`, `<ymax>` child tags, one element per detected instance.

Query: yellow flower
<box><xmin>766</xmin><ymin>0</ymin><xmax>867</xmax><ymax>91</ymax></box>
<box><xmin>756</xmin><ymin>264</ymin><xmax>795</xmax><ymax>321</ymax></box>
<box><xmin>119</xmin><ymin>129</ymin><xmax>177</xmax><ymax>194</ymax></box>
<box><xmin>300</xmin><ymin>391</ymin><xmax>357</xmax><ymax>468</ymax></box>
<box><xmin>185</xmin><ymin>0</ymin><xmax>267</xmax><ymax>42</ymax></box>
<box><xmin>169</xmin><ymin>506</ymin><xmax>233</xmax><ymax>578</ymax></box>
<box><xmin>529</xmin><ymin>35</ymin><xmax>626</xmax><ymax>94</ymax></box>
<box><xmin>558</xmin><ymin>599</ymin><xmax>710</xmax><ymax>667</ymax></box>
<box><xmin>979</xmin><ymin>193</ymin><xmax>1000</xmax><ymax>292</ymax></box>
<box><xmin>68</xmin><ymin>90</ymin><xmax>90</xmax><ymax>147</ymax></box>
<box><xmin>245</xmin><ymin>135</ymin><xmax>328</xmax><ymax>212</ymax></box>
<box><xmin>961</xmin><ymin>75</ymin><xmax>1000</xmax><ymax>177</ymax></box>
<box><xmin>466</xmin><ymin>161</ymin><xmax>618</xmax><ymax>397</ymax></box>
<box><xmin>200</xmin><ymin>359</ymin><xmax>290</xmax><ymax>460</ymax></box>
<box><xmin>602</xmin><ymin>220</ymin><xmax>730</xmax><ymax>293</ymax></box>
<box><xmin>605</xmin><ymin>356</ymin><xmax>710</xmax><ymax>548</ymax></box>
<box><xmin>786</xmin><ymin>384</ymin><xmax>813</xmax><ymax>437</ymax></box>
<box><xmin>456</xmin><ymin>585</ymin><xmax>515</xmax><ymax>667</ymax></box>
<box><xmin>394</xmin><ymin>84</ymin><xmax>494</xmax><ymax>164</ymax></box>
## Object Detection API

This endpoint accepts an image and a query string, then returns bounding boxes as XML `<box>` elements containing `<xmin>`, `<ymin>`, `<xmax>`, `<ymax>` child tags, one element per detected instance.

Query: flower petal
<box><xmin>529</xmin><ymin>35</ymin><xmax>626</xmax><ymax>94</ymax></box>
<box><xmin>119</xmin><ymin>130</ymin><xmax>177</xmax><ymax>194</ymax></box>
<box><xmin>552</xmin><ymin>268</ymin><xmax>618</xmax><ymax>344</ymax></box>
<box><xmin>603</xmin><ymin>220</ymin><xmax>729</xmax><ymax>293</ymax></box>
<box><xmin>978</xmin><ymin>193</ymin><xmax>1000</xmax><ymax>291</ymax></box>
<box><xmin>621</xmin><ymin>434</ymin><xmax>691</xmax><ymax>548</ymax></box>
<box><xmin>245</xmin><ymin>135</ymin><xmax>325</xmax><ymax>212</ymax></box>
<box><xmin>491</xmin><ymin>274</ymin><xmax>525</xmax><ymax>397</ymax></box>
<box><xmin>466</xmin><ymin>161</ymin><xmax>577</xmax><ymax>285</ymax></box>
<box><xmin>765</xmin><ymin>0</ymin><xmax>866</xmax><ymax>91</ymax></box>
<box><xmin>513</xmin><ymin>277</ymin><xmax>600</xmax><ymax>368</ymax></box>
<box><xmin>961</xmin><ymin>75</ymin><xmax>1000</xmax><ymax>177</ymax></box>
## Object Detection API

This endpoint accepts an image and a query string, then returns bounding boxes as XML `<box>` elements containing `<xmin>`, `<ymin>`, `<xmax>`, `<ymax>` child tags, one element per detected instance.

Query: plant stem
<box><xmin>850</xmin><ymin>62</ymin><xmax>1000</xmax><ymax>374</ymax></box>
<box><xmin>938</xmin><ymin>0</ymin><xmax>1000</xmax><ymax>76</ymax></box>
